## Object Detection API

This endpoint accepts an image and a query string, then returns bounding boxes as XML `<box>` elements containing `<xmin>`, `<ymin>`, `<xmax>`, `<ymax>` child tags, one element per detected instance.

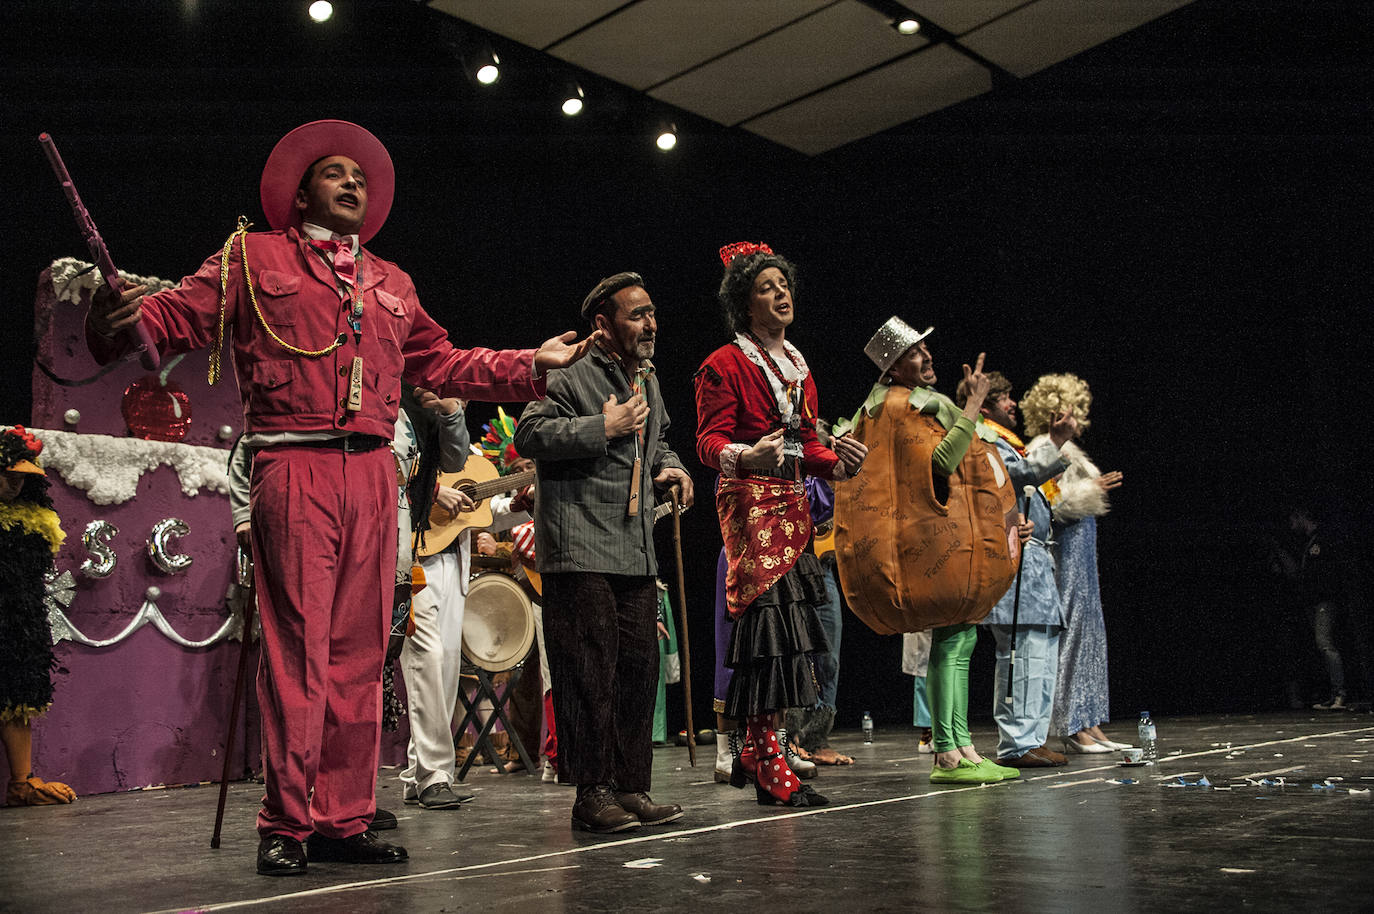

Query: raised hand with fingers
<box><xmin>959</xmin><ymin>352</ymin><xmax>991</xmax><ymax>421</ymax></box>
<box><xmin>1096</xmin><ymin>470</ymin><xmax>1124</xmax><ymax>492</ymax></box>
<box><xmin>603</xmin><ymin>393</ymin><xmax>649</xmax><ymax>439</ymax></box>
<box><xmin>534</xmin><ymin>329</ymin><xmax>602</xmax><ymax>376</ymax></box>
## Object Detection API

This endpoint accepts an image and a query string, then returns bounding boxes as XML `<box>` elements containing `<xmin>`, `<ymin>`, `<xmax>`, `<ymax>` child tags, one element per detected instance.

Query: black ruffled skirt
<box><xmin>723</xmin><ymin>551</ymin><xmax>830</xmax><ymax>718</ymax></box>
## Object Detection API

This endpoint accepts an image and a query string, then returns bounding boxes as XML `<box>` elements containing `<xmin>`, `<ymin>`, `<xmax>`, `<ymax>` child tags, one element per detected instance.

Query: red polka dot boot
<box><xmin>746</xmin><ymin>715</ymin><xmax>828</xmax><ymax>808</ymax></box>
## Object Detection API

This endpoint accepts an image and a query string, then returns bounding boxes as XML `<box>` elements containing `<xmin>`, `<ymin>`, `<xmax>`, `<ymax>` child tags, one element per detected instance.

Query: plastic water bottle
<box><xmin>1138</xmin><ymin>711</ymin><xmax>1157</xmax><ymax>765</ymax></box>
<box><xmin>861</xmin><ymin>711</ymin><xmax>874</xmax><ymax>744</ymax></box>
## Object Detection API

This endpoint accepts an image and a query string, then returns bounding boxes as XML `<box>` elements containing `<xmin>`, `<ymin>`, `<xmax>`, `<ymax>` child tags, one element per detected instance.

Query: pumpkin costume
<box><xmin>834</xmin><ymin>382</ymin><xmax>1020</xmax><ymax>635</ymax></box>
<box><xmin>834</xmin><ymin>319</ymin><xmax>1019</xmax><ymax>781</ymax></box>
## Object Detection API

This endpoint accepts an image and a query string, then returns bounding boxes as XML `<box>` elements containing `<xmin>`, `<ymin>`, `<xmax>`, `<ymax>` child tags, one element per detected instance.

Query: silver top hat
<box><xmin>863</xmin><ymin>317</ymin><xmax>934</xmax><ymax>374</ymax></box>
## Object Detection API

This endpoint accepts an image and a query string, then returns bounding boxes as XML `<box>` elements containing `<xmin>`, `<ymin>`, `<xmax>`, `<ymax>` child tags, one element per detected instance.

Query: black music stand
<box><xmin>453</xmin><ymin>657</ymin><xmax>536</xmax><ymax>780</ymax></box>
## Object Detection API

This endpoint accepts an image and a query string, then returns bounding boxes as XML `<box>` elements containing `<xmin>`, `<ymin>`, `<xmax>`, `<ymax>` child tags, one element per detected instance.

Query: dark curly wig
<box><xmin>718</xmin><ymin>251</ymin><xmax>798</xmax><ymax>335</ymax></box>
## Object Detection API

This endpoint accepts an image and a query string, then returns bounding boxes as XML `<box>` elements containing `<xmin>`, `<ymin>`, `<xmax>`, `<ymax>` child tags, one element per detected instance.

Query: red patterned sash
<box><xmin>717</xmin><ymin>476</ymin><xmax>812</xmax><ymax>619</ymax></box>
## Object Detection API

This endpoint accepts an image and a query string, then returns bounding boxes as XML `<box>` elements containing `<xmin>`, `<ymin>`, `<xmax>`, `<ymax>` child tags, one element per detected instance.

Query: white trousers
<box><xmin>399</xmin><ymin>550</ymin><xmax>469</xmax><ymax>794</ymax></box>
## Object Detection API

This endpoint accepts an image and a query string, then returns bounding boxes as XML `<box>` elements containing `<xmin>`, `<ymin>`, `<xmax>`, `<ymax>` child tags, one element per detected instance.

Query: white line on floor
<box><xmin>151</xmin><ymin>723</ymin><xmax>1374</xmax><ymax>913</ymax></box>
<box><xmin>1235</xmin><ymin>764</ymin><xmax>1308</xmax><ymax>780</ymax></box>
<box><xmin>146</xmin><ymin>781</ymin><xmax>1011</xmax><ymax>913</ymax></box>
<box><xmin>1018</xmin><ymin>725</ymin><xmax>1374</xmax><ymax>783</ymax></box>
<box><xmin>1044</xmin><ymin>778</ymin><xmax>1108</xmax><ymax>790</ymax></box>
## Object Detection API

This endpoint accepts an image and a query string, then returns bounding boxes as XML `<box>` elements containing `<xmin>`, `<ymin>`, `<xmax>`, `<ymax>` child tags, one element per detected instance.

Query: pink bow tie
<box><xmin>310</xmin><ymin>237</ymin><xmax>357</xmax><ymax>288</ymax></box>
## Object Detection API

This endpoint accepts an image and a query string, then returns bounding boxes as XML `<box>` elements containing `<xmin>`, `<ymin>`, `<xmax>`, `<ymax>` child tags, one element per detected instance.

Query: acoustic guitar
<box><xmin>416</xmin><ymin>455</ymin><xmax>536</xmax><ymax>557</ymax></box>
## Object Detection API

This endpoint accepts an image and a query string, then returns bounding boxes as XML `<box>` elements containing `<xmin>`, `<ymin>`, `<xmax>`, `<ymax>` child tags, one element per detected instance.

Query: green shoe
<box><xmin>976</xmin><ymin>759</ymin><xmax>1020</xmax><ymax>780</ymax></box>
<box><xmin>929</xmin><ymin>759</ymin><xmax>999</xmax><ymax>784</ymax></box>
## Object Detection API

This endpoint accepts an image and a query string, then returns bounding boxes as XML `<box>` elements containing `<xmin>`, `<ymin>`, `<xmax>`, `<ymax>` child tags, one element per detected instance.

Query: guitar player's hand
<box><xmin>435</xmin><ymin>485</ymin><xmax>475</xmax><ymax>517</ymax></box>
<box><xmin>510</xmin><ymin>484</ymin><xmax>534</xmax><ymax>515</ymax></box>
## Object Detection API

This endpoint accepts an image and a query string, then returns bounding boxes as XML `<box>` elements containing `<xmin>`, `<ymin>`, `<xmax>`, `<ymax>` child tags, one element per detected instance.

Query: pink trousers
<box><xmin>250</xmin><ymin>444</ymin><xmax>395</xmax><ymax>840</ymax></box>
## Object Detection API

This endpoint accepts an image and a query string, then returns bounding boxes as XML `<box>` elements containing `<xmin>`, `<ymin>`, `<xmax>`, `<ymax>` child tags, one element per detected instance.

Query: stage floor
<box><xmin>3</xmin><ymin>712</ymin><xmax>1372</xmax><ymax>913</ymax></box>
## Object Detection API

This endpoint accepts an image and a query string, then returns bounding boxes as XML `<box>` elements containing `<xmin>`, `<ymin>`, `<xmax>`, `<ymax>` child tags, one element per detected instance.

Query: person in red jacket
<box><xmin>86</xmin><ymin>120</ymin><xmax>594</xmax><ymax>876</ymax></box>
<box><xmin>693</xmin><ymin>242</ymin><xmax>866</xmax><ymax>807</ymax></box>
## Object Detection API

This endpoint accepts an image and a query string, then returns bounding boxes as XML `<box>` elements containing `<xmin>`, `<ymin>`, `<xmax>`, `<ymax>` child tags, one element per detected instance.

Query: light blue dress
<box><xmin>1049</xmin><ymin>514</ymin><xmax>1109</xmax><ymax>735</ymax></box>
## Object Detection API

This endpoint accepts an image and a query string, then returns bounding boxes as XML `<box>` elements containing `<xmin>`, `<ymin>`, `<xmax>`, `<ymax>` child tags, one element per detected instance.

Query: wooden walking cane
<box><xmin>669</xmin><ymin>485</ymin><xmax>697</xmax><ymax>767</ymax></box>
<box><xmin>212</xmin><ymin>546</ymin><xmax>256</xmax><ymax>849</ymax></box>
<box><xmin>1004</xmin><ymin>485</ymin><xmax>1036</xmax><ymax>706</ymax></box>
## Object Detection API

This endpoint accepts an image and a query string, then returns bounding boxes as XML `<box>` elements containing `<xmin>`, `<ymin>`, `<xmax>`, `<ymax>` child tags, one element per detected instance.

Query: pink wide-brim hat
<box><xmin>259</xmin><ymin>119</ymin><xmax>395</xmax><ymax>243</ymax></box>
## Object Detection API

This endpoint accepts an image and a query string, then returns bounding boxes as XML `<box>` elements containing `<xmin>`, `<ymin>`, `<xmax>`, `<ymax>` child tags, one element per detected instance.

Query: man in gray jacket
<box><xmin>515</xmin><ymin>272</ymin><xmax>694</xmax><ymax>833</ymax></box>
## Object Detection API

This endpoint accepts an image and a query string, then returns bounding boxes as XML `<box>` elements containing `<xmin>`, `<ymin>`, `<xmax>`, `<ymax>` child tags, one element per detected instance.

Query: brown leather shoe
<box><xmin>615</xmin><ymin>790</ymin><xmax>684</xmax><ymax>826</ymax></box>
<box><xmin>998</xmin><ymin>748</ymin><xmax>1058</xmax><ymax>768</ymax></box>
<box><xmin>571</xmin><ymin>786</ymin><xmax>640</xmax><ymax>833</ymax></box>
<box><xmin>1035</xmin><ymin>744</ymin><xmax>1069</xmax><ymax>765</ymax></box>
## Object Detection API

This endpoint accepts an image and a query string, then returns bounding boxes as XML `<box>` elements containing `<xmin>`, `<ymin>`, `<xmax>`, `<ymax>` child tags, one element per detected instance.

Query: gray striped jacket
<box><xmin>515</xmin><ymin>347</ymin><xmax>684</xmax><ymax>576</ymax></box>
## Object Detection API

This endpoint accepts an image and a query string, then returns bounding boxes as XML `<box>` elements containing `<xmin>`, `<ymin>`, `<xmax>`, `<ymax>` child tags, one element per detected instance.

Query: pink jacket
<box><xmin>87</xmin><ymin>228</ymin><xmax>544</xmax><ymax>438</ymax></box>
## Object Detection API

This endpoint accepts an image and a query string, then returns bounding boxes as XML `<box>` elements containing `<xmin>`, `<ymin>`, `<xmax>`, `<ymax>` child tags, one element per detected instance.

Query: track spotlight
<box><xmin>474</xmin><ymin>46</ymin><xmax>500</xmax><ymax>85</ymax></box>
<box><xmin>655</xmin><ymin>123</ymin><xmax>677</xmax><ymax>152</ymax></box>
<box><xmin>561</xmin><ymin>83</ymin><xmax>585</xmax><ymax>116</ymax></box>
<box><xmin>893</xmin><ymin>18</ymin><xmax>920</xmax><ymax>34</ymax></box>
<box><xmin>308</xmin><ymin>1</ymin><xmax>333</xmax><ymax>23</ymax></box>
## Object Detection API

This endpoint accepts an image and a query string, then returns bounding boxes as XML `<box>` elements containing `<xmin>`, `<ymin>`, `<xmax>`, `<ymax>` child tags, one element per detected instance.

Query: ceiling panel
<box><xmin>650</xmin><ymin>1</ymin><xmax>927</xmax><ymax>126</ymax></box>
<box><xmin>547</xmin><ymin>0</ymin><xmax>833</xmax><ymax>91</ymax></box>
<box><xmin>909</xmin><ymin>0</ymin><xmax>1032</xmax><ymax>37</ymax></box>
<box><xmin>960</xmin><ymin>0</ymin><xmax>1195</xmax><ymax>78</ymax></box>
<box><xmin>743</xmin><ymin>44</ymin><xmax>992</xmax><ymax>155</ymax></box>
<box><xmin>428</xmin><ymin>0</ymin><xmax>1196</xmax><ymax>157</ymax></box>
<box><xmin>427</xmin><ymin>0</ymin><xmax>626</xmax><ymax>49</ymax></box>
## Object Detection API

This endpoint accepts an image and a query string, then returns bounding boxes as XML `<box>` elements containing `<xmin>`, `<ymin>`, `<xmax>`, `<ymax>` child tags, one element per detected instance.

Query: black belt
<box><xmin>275</xmin><ymin>433</ymin><xmax>390</xmax><ymax>453</ymax></box>
<box><xmin>748</xmin><ymin>457</ymin><xmax>800</xmax><ymax>481</ymax></box>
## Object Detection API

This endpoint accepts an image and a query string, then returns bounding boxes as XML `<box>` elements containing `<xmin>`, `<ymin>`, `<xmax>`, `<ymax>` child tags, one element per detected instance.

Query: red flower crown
<box><xmin>718</xmin><ymin>241</ymin><xmax>773</xmax><ymax>266</ymax></box>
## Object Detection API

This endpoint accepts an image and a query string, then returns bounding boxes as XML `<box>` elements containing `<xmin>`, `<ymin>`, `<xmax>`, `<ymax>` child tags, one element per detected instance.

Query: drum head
<box><xmin>462</xmin><ymin>572</ymin><xmax>535</xmax><ymax>672</ymax></box>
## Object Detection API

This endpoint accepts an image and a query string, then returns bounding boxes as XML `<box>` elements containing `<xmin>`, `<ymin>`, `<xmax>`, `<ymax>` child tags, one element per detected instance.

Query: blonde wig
<box><xmin>1020</xmin><ymin>373</ymin><xmax>1092</xmax><ymax>437</ymax></box>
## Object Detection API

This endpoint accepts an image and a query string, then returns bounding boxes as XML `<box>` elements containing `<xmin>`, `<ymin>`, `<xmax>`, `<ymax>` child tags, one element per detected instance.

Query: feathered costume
<box><xmin>0</xmin><ymin>429</ymin><xmax>64</xmax><ymax>726</ymax></box>
<box><xmin>0</xmin><ymin>425</ymin><xmax>75</xmax><ymax>806</ymax></box>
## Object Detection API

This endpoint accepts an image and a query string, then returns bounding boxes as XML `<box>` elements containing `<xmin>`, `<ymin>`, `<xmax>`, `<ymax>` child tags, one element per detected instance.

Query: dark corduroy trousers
<box><xmin>543</xmin><ymin>572</ymin><xmax>658</xmax><ymax>792</ymax></box>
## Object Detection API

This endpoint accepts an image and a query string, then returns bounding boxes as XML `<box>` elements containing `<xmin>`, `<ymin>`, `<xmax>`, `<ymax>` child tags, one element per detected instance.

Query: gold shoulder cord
<box><xmin>208</xmin><ymin>216</ymin><xmax>348</xmax><ymax>385</ymax></box>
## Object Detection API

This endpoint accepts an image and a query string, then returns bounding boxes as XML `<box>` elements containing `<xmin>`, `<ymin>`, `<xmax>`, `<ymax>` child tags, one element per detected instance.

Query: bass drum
<box><xmin>462</xmin><ymin>571</ymin><xmax>535</xmax><ymax>672</ymax></box>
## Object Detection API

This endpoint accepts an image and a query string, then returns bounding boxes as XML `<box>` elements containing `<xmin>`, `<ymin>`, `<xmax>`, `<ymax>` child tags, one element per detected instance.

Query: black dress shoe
<box><xmin>306</xmin><ymin>830</ymin><xmax>408</xmax><ymax>864</ymax></box>
<box><xmin>417</xmin><ymin>782</ymin><xmax>466</xmax><ymax>809</ymax></box>
<box><xmin>257</xmin><ymin>834</ymin><xmax>306</xmax><ymax>876</ymax></box>
<box><xmin>370</xmin><ymin>807</ymin><xmax>398</xmax><ymax>830</ymax></box>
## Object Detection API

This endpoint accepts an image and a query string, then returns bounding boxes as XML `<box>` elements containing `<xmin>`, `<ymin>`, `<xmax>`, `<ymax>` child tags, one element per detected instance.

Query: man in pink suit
<box><xmin>86</xmin><ymin>120</ymin><xmax>595</xmax><ymax>876</ymax></box>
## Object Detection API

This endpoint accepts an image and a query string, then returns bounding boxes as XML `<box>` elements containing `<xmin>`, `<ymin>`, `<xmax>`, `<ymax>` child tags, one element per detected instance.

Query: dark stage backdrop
<box><xmin>3</xmin><ymin>0</ymin><xmax>1370</xmax><ymax>736</ymax></box>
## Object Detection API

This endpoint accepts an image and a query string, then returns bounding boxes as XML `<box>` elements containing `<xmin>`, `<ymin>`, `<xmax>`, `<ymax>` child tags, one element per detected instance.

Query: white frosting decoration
<box><xmin>26</xmin><ymin>427</ymin><xmax>230</xmax><ymax>505</ymax></box>
<box><xmin>48</xmin><ymin>257</ymin><xmax>175</xmax><ymax>305</ymax></box>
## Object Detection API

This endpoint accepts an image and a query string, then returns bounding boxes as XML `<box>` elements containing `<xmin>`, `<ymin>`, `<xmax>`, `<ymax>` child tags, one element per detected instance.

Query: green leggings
<box><xmin>926</xmin><ymin>623</ymin><xmax>976</xmax><ymax>753</ymax></box>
